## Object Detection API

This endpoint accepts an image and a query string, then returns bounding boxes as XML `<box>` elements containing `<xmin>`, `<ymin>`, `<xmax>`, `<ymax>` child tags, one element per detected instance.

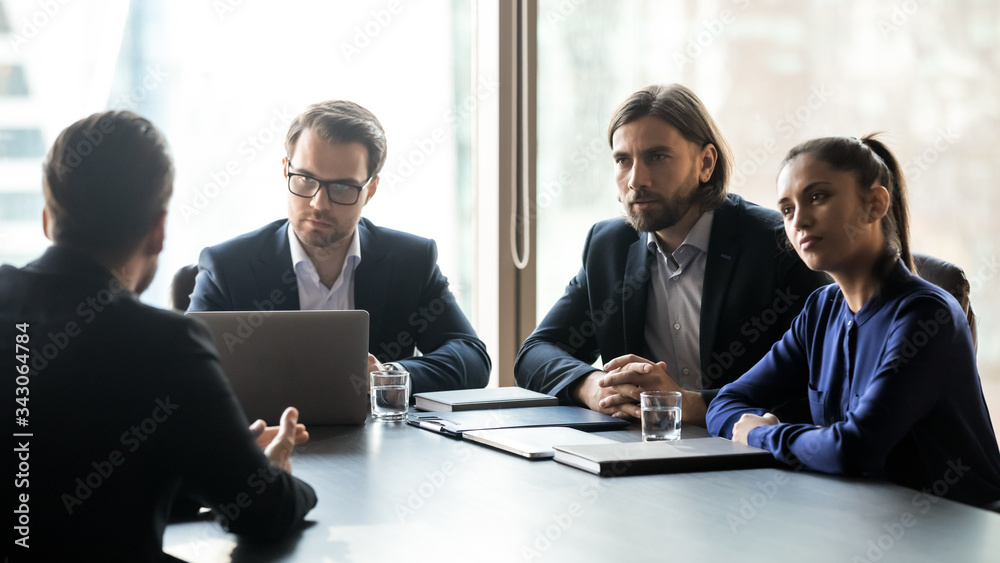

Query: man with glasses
<box><xmin>189</xmin><ymin>100</ymin><xmax>490</xmax><ymax>393</ymax></box>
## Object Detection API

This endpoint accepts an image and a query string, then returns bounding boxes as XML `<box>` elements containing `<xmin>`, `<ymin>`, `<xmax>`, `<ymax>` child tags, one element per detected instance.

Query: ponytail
<box><xmin>780</xmin><ymin>134</ymin><xmax>916</xmax><ymax>277</ymax></box>
<box><xmin>858</xmin><ymin>134</ymin><xmax>916</xmax><ymax>274</ymax></box>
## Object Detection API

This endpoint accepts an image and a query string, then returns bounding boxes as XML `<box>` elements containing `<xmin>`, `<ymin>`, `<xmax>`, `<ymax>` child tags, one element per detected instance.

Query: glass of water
<box><xmin>370</xmin><ymin>369</ymin><xmax>410</xmax><ymax>421</ymax></box>
<box><xmin>641</xmin><ymin>391</ymin><xmax>682</xmax><ymax>441</ymax></box>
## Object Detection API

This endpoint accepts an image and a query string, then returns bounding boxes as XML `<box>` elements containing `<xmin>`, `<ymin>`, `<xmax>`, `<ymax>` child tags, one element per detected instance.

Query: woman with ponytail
<box><xmin>706</xmin><ymin>135</ymin><xmax>1000</xmax><ymax>508</ymax></box>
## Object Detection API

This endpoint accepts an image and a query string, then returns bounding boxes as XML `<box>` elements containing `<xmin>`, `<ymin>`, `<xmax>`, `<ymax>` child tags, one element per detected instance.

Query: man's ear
<box><xmin>868</xmin><ymin>184</ymin><xmax>891</xmax><ymax>224</ymax></box>
<box><xmin>145</xmin><ymin>211</ymin><xmax>167</xmax><ymax>255</ymax></box>
<box><xmin>42</xmin><ymin>207</ymin><xmax>52</xmax><ymax>241</ymax></box>
<box><xmin>363</xmin><ymin>175</ymin><xmax>379</xmax><ymax>205</ymax></box>
<box><xmin>282</xmin><ymin>156</ymin><xmax>289</xmax><ymax>178</ymax></box>
<box><xmin>697</xmin><ymin>143</ymin><xmax>718</xmax><ymax>184</ymax></box>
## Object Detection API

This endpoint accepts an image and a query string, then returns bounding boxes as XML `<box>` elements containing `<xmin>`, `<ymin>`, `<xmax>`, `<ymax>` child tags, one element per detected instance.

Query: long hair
<box><xmin>780</xmin><ymin>134</ymin><xmax>915</xmax><ymax>275</ymax></box>
<box><xmin>608</xmin><ymin>84</ymin><xmax>732</xmax><ymax>211</ymax></box>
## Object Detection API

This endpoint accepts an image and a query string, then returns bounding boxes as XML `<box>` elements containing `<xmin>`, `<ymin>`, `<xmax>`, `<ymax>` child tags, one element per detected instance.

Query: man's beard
<box><xmin>622</xmin><ymin>173</ymin><xmax>701</xmax><ymax>233</ymax></box>
<box><xmin>295</xmin><ymin>216</ymin><xmax>352</xmax><ymax>250</ymax></box>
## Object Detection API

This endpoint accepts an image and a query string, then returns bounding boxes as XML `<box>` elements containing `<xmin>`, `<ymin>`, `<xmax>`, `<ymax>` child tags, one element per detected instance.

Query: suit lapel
<box><xmin>700</xmin><ymin>197</ymin><xmax>740</xmax><ymax>365</ymax></box>
<box><xmin>354</xmin><ymin>218</ymin><xmax>392</xmax><ymax>340</ymax></box>
<box><xmin>252</xmin><ymin>221</ymin><xmax>300</xmax><ymax>310</ymax></box>
<box><xmin>622</xmin><ymin>233</ymin><xmax>652</xmax><ymax>353</ymax></box>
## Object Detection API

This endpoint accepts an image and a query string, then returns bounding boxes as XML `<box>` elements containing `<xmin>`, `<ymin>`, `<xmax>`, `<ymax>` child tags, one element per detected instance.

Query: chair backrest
<box><xmin>913</xmin><ymin>253</ymin><xmax>977</xmax><ymax>351</ymax></box>
<box><xmin>169</xmin><ymin>264</ymin><xmax>199</xmax><ymax>311</ymax></box>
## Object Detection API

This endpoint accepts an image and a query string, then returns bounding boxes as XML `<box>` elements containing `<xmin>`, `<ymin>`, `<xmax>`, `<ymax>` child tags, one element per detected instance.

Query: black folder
<box><xmin>553</xmin><ymin>437</ymin><xmax>775</xmax><ymax>476</ymax></box>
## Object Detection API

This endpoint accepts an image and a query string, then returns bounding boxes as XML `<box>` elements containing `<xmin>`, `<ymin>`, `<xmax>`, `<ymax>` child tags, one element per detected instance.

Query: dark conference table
<box><xmin>164</xmin><ymin>417</ymin><xmax>1000</xmax><ymax>563</ymax></box>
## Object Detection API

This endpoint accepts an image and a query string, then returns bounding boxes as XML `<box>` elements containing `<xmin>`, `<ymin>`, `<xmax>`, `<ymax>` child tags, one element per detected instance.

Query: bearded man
<box><xmin>515</xmin><ymin>84</ymin><xmax>829</xmax><ymax>424</ymax></box>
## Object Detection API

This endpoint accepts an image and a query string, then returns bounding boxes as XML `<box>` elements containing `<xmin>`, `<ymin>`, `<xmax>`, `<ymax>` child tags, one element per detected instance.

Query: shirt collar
<box><xmin>645</xmin><ymin>210</ymin><xmax>715</xmax><ymax>256</ymax></box>
<box><xmin>844</xmin><ymin>259</ymin><xmax>911</xmax><ymax>327</ymax></box>
<box><xmin>288</xmin><ymin>225</ymin><xmax>312</xmax><ymax>272</ymax></box>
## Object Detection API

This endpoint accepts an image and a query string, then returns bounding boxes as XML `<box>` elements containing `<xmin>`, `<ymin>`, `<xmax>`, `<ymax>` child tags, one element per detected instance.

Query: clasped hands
<box><xmin>573</xmin><ymin>354</ymin><xmax>704</xmax><ymax>423</ymax></box>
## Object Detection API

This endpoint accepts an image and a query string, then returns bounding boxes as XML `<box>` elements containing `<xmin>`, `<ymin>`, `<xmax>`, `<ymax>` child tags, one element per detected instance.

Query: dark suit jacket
<box><xmin>515</xmin><ymin>194</ymin><xmax>831</xmax><ymax>405</ymax></box>
<box><xmin>1</xmin><ymin>247</ymin><xmax>316</xmax><ymax>562</ymax></box>
<box><xmin>188</xmin><ymin>217</ymin><xmax>490</xmax><ymax>393</ymax></box>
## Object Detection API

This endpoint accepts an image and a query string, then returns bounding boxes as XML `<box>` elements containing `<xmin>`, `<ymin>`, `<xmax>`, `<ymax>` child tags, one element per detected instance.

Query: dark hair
<box><xmin>43</xmin><ymin>110</ymin><xmax>173</xmax><ymax>260</ymax></box>
<box><xmin>607</xmin><ymin>84</ymin><xmax>732</xmax><ymax>210</ymax></box>
<box><xmin>780</xmin><ymin>134</ymin><xmax>916</xmax><ymax>274</ymax></box>
<box><xmin>284</xmin><ymin>100</ymin><xmax>387</xmax><ymax>179</ymax></box>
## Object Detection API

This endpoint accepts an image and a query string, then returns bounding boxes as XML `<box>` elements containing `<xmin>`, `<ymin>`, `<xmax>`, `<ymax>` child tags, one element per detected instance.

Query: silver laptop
<box><xmin>463</xmin><ymin>427</ymin><xmax>618</xmax><ymax>459</ymax></box>
<box><xmin>187</xmin><ymin>310</ymin><xmax>369</xmax><ymax>425</ymax></box>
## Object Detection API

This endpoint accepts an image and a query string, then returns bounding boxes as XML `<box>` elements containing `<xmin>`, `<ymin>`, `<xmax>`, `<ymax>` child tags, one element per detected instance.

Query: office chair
<box><xmin>912</xmin><ymin>253</ymin><xmax>977</xmax><ymax>351</ymax></box>
<box><xmin>169</xmin><ymin>264</ymin><xmax>199</xmax><ymax>311</ymax></box>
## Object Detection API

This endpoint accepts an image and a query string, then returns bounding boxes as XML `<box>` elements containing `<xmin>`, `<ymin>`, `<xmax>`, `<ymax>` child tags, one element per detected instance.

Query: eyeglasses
<box><xmin>286</xmin><ymin>163</ymin><xmax>371</xmax><ymax>206</ymax></box>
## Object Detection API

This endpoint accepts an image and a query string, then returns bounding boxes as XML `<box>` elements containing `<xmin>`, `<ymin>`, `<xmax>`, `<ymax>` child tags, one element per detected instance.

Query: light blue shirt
<box><xmin>642</xmin><ymin>211</ymin><xmax>714</xmax><ymax>390</ymax></box>
<box><xmin>288</xmin><ymin>226</ymin><xmax>361</xmax><ymax>311</ymax></box>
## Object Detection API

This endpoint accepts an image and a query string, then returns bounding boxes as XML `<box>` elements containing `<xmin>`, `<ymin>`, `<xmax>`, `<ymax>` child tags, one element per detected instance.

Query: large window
<box><xmin>535</xmin><ymin>0</ymin><xmax>1000</xmax><ymax>390</ymax></box>
<box><xmin>0</xmin><ymin>0</ymin><xmax>477</xmax><ymax>318</ymax></box>
<box><xmin>2</xmin><ymin>0</ymin><xmax>999</xmax><ymax>401</ymax></box>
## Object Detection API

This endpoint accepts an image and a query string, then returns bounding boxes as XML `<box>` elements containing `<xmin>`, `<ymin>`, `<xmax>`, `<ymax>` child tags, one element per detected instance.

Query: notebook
<box><xmin>413</xmin><ymin>387</ymin><xmax>559</xmax><ymax>411</ymax></box>
<box><xmin>407</xmin><ymin>406</ymin><xmax>630</xmax><ymax>437</ymax></box>
<box><xmin>463</xmin><ymin>427</ymin><xmax>619</xmax><ymax>459</ymax></box>
<box><xmin>553</xmin><ymin>437</ymin><xmax>775</xmax><ymax>476</ymax></box>
<box><xmin>187</xmin><ymin>310</ymin><xmax>370</xmax><ymax>425</ymax></box>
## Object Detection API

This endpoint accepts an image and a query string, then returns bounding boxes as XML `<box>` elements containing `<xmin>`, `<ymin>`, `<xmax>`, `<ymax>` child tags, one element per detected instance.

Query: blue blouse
<box><xmin>707</xmin><ymin>261</ymin><xmax>1000</xmax><ymax>507</ymax></box>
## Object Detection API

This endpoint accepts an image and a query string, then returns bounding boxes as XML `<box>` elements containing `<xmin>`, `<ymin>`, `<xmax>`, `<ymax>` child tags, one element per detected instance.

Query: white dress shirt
<box><xmin>287</xmin><ymin>226</ymin><xmax>362</xmax><ymax>311</ymax></box>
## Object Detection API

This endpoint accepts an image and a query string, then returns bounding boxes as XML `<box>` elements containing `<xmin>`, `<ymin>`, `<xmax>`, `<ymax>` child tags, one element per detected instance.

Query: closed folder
<box><xmin>413</xmin><ymin>387</ymin><xmax>559</xmax><ymax>412</ymax></box>
<box><xmin>407</xmin><ymin>406</ymin><xmax>630</xmax><ymax>437</ymax></box>
<box><xmin>553</xmin><ymin>438</ymin><xmax>775</xmax><ymax>476</ymax></box>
